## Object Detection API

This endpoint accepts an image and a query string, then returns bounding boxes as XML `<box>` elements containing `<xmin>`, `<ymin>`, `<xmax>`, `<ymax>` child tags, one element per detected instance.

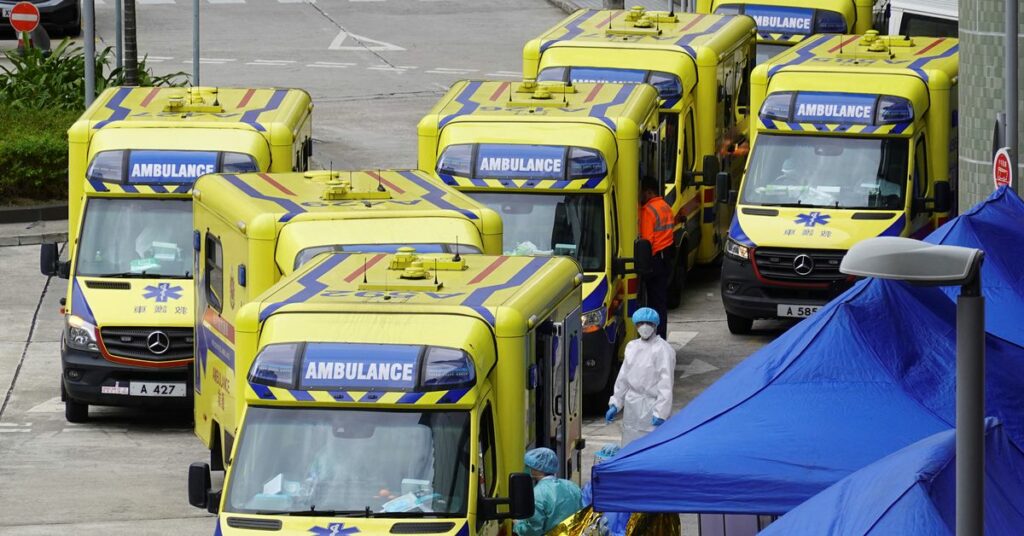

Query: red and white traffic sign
<box><xmin>9</xmin><ymin>2</ymin><xmax>40</xmax><ymax>34</ymax></box>
<box><xmin>993</xmin><ymin>147</ymin><xmax>1014</xmax><ymax>189</ymax></box>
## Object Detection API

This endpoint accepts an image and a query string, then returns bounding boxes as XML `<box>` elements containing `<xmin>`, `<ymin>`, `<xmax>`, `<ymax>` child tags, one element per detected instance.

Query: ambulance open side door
<box><xmin>536</xmin><ymin>306</ymin><xmax>584</xmax><ymax>484</ymax></box>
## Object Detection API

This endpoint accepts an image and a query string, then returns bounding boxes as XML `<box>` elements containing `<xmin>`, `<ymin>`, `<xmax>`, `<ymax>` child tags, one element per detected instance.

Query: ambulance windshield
<box><xmin>224</xmin><ymin>407</ymin><xmax>470</xmax><ymax>517</ymax></box>
<box><xmin>741</xmin><ymin>134</ymin><xmax>909</xmax><ymax>210</ymax></box>
<box><xmin>756</xmin><ymin>44</ymin><xmax>790</xmax><ymax>64</ymax></box>
<box><xmin>76</xmin><ymin>198</ymin><xmax>193</xmax><ymax>278</ymax></box>
<box><xmin>471</xmin><ymin>192</ymin><xmax>605</xmax><ymax>271</ymax></box>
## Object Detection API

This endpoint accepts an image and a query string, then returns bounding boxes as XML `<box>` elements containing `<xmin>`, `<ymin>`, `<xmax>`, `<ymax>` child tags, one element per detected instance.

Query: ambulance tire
<box><xmin>210</xmin><ymin>429</ymin><xmax>225</xmax><ymax>472</ymax></box>
<box><xmin>726</xmin><ymin>312</ymin><xmax>753</xmax><ymax>335</ymax></box>
<box><xmin>64</xmin><ymin>396</ymin><xmax>88</xmax><ymax>423</ymax></box>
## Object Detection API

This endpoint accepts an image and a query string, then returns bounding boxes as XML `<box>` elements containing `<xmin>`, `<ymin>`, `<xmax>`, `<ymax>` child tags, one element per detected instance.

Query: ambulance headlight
<box><xmin>814</xmin><ymin>11</ymin><xmax>847</xmax><ymax>33</ymax></box>
<box><xmin>248</xmin><ymin>343</ymin><xmax>300</xmax><ymax>389</ymax></box>
<box><xmin>760</xmin><ymin>92</ymin><xmax>793</xmax><ymax>122</ymax></box>
<box><xmin>421</xmin><ymin>347</ymin><xmax>475</xmax><ymax>389</ymax></box>
<box><xmin>64</xmin><ymin>315</ymin><xmax>99</xmax><ymax>352</ymax></box>
<box><xmin>725</xmin><ymin>238</ymin><xmax>751</xmax><ymax>261</ymax></box>
<box><xmin>876</xmin><ymin>96</ymin><xmax>914</xmax><ymax>124</ymax></box>
<box><xmin>581</xmin><ymin>309</ymin><xmax>604</xmax><ymax>331</ymax></box>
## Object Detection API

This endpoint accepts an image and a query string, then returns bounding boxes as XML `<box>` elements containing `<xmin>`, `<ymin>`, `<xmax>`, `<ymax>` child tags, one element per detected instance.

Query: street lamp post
<box><xmin>840</xmin><ymin>237</ymin><xmax>985</xmax><ymax>536</ymax></box>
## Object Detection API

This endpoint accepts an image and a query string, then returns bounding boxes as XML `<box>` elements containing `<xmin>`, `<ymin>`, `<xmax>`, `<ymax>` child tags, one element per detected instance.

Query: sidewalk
<box><xmin>0</xmin><ymin>220</ymin><xmax>67</xmax><ymax>247</ymax></box>
<box><xmin>546</xmin><ymin>0</ymin><xmax>682</xmax><ymax>14</ymax></box>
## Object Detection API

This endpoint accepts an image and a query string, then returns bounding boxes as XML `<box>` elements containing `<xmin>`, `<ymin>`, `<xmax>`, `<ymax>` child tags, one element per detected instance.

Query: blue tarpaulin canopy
<box><xmin>760</xmin><ymin>419</ymin><xmax>1024</xmax><ymax>535</ymax></box>
<box><xmin>926</xmin><ymin>187</ymin><xmax>1024</xmax><ymax>347</ymax></box>
<box><xmin>592</xmin><ymin>189</ymin><xmax>1024</xmax><ymax>515</ymax></box>
<box><xmin>591</xmin><ymin>278</ymin><xmax>1024</xmax><ymax>514</ymax></box>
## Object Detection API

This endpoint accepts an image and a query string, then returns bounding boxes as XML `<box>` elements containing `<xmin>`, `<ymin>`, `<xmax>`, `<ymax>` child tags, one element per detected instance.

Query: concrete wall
<box><xmin>959</xmin><ymin>0</ymin><xmax>1024</xmax><ymax>208</ymax></box>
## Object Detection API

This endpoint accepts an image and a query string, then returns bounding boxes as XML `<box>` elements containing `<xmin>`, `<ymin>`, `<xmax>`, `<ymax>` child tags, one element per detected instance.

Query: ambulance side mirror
<box><xmin>715</xmin><ymin>172</ymin><xmax>732</xmax><ymax>205</ymax></box>
<box><xmin>479</xmin><ymin>472</ymin><xmax>535</xmax><ymax>522</ymax></box>
<box><xmin>932</xmin><ymin>181</ymin><xmax>952</xmax><ymax>213</ymax></box>
<box><xmin>188</xmin><ymin>462</ymin><xmax>220</xmax><ymax>514</ymax></box>
<box><xmin>39</xmin><ymin>243</ymin><xmax>69</xmax><ymax>278</ymax></box>
<box><xmin>507</xmin><ymin>472</ymin><xmax>535</xmax><ymax>520</ymax></box>
<box><xmin>633</xmin><ymin>239</ymin><xmax>653</xmax><ymax>276</ymax></box>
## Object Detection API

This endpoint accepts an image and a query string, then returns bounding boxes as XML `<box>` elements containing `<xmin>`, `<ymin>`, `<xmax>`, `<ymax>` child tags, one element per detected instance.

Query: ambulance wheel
<box><xmin>210</xmin><ymin>427</ymin><xmax>225</xmax><ymax>471</ymax></box>
<box><xmin>64</xmin><ymin>397</ymin><xmax>88</xmax><ymax>423</ymax></box>
<box><xmin>726</xmin><ymin>312</ymin><xmax>753</xmax><ymax>335</ymax></box>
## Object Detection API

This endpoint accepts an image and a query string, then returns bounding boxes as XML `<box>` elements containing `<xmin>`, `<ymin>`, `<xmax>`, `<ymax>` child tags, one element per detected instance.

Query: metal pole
<box><xmin>193</xmin><ymin>0</ymin><xmax>200</xmax><ymax>87</ymax></box>
<box><xmin>114</xmin><ymin>0</ymin><xmax>123</xmax><ymax>69</ymax></box>
<box><xmin>956</xmin><ymin>271</ymin><xmax>985</xmax><ymax>536</ymax></box>
<box><xmin>1006</xmin><ymin>0</ymin><xmax>1019</xmax><ymax>194</ymax></box>
<box><xmin>83</xmin><ymin>0</ymin><xmax>95</xmax><ymax>107</ymax></box>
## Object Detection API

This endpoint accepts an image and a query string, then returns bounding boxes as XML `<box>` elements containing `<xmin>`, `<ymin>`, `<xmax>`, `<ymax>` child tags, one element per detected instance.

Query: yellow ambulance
<box><xmin>192</xmin><ymin>169</ymin><xmax>502</xmax><ymax>467</ymax></box>
<box><xmin>720</xmin><ymin>33</ymin><xmax>957</xmax><ymax>333</ymax></box>
<box><xmin>696</xmin><ymin>0</ymin><xmax>876</xmax><ymax>63</ymax></box>
<box><xmin>39</xmin><ymin>86</ymin><xmax>312</xmax><ymax>422</ymax></box>
<box><xmin>187</xmin><ymin>251</ymin><xmax>584</xmax><ymax>536</ymax></box>
<box><xmin>522</xmin><ymin>8</ymin><xmax>756</xmax><ymax>301</ymax></box>
<box><xmin>418</xmin><ymin>80</ymin><xmax>662</xmax><ymax>397</ymax></box>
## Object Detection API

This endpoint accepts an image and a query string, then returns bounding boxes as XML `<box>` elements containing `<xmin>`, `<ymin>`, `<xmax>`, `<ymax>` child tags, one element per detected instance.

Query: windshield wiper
<box><xmin>286</xmin><ymin>507</ymin><xmax>373</xmax><ymax>517</ymax></box>
<box><xmin>368</xmin><ymin>511</ymin><xmax>446</xmax><ymax>518</ymax></box>
<box><xmin>757</xmin><ymin>202</ymin><xmax>807</xmax><ymax>208</ymax></box>
<box><xmin>94</xmin><ymin>271</ymin><xmax>191</xmax><ymax>279</ymax></box>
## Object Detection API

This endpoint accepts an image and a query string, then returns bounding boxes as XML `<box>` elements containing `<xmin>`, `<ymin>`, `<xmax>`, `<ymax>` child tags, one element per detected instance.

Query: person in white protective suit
<box><xmin>605</xmin><ymin>307</ymin><xmax>676</xmax><ymax>446</ymax></box>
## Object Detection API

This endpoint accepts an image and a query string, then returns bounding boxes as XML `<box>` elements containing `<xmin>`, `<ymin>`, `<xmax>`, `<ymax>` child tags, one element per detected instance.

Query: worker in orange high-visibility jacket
<box><xmin>639</xmin><ymin>176</ymin><xmax>675</xmax><ymax>339</ymax></box>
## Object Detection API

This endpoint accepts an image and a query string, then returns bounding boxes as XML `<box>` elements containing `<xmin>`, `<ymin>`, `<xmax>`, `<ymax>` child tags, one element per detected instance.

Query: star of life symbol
<box><xmin>143</xmin><ymin>283</ymin><xmax>183</xmax><ymax>303</ymax></box>
<box><xmin>309</xmin><ymin>523</ymin><xmax>360</xmax><ymax>536</ymax></box>
<box><xmin>795</xmin><ymin>211</ymin><xmax>830</xmax><ymax>227</ymax></box>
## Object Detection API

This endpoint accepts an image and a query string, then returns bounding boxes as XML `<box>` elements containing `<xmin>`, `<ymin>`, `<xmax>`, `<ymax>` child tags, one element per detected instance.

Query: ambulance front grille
<box><xmin>100</xmin><ymin>327</ymin><xmax>193</xmax><ymax>361</ymax></box>
<box><xmin>753</xmin><ymin>248</ymin><xmax>847</xmax><ymax>282</ymax></box>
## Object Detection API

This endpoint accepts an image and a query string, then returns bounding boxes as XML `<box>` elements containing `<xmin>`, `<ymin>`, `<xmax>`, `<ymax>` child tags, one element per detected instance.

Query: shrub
<box><xmin>0</xmin><ymin>40</ymin><xmax>189</xmax><ymax>200</ymax></box>
<box><xmin>0</xmin><ymin>107</ymin><xmax>79</xmax><ymax>201</ymax></box>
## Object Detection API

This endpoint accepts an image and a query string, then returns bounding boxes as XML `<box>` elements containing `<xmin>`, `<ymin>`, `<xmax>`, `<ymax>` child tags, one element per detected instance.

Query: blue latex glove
<box><xmin>652</xmin><ymin>417</ymin><xmax>666</xmax><ymax>426</ymax></box>
<box><xmin>605</xmin><ymin>405</ymin><xmax>619</xmax><ymax>423</ymax></box>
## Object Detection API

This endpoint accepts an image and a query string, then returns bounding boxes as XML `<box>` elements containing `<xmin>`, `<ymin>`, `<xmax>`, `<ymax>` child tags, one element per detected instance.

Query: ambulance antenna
<box><xmin>452</xmin><ymin>236</ymin><xmax>462</xmax><ymax>262</ymax></box>
<box><xmin>433</xmin><ymin>258</ymin><xmax>439</xmax><ymax>285</ymax></box>
<box><xmin>377</xmin><ymin>169</ymin><xmax>386</xmax><ymax>192</ymax></box>
<box><xmin>213</xmin><ymin>88</ymin><xmax>220</xmax><ymax>107</ymax></box>
<box><xmin>383</xmin><ymin>270</ymin><xmax>391</xmax><ymax>300</ymax></box>
<box><xmin>362</xmin><ymin>257</ymin><xmax>368</xmax><ymax>284</ymax></box>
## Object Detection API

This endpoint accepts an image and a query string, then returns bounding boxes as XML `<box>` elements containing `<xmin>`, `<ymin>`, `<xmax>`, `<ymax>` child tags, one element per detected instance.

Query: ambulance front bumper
<box><xmin>720</xmin><ymin>255</ymin><xmax>848</xmax><ymax>320</ymax></box>
<box><xmin>61</xmin><ymin>344</ymin><xmax>193</xmax><ymax>408</ymax></box>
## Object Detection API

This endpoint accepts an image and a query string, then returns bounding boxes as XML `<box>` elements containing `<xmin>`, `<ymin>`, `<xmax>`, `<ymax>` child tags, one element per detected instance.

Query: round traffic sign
<box><xmin>993</xmin><ymin>147</ymin><xmax>1014</xmax><ymax>189</ymax></box>
<box><xmin>9</xmin><ymin>2</ymin><xmax>40</xmax><ymax>34</ymax></box>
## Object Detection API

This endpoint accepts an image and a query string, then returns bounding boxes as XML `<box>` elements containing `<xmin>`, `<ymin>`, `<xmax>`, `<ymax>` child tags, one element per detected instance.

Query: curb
<box><xmin>545</xmin><ymin>0</ymin><xmax>584</xmax><ymax>14</ymax></box>
<box><xmin>0</xmin><ymin>203</ymin><xmax>67</xmax><ymax>224</ymax></box>
<box><xmin>0</xmin><ymin>232</ymin><xmax>68</xmax><ymax>248</ymax></box>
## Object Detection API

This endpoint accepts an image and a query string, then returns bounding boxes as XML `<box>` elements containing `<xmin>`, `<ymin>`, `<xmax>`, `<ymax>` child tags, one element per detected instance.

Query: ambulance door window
<box><xmin>478</xmin><ymin>404</ymin><xmax>497</xmax><ymax>497</ymax></box>
<box><xmin>205</xmin><ymin>233</ymin><xmax>224</xmax><ymax>312</ymax></box>
<box><xmin>661</xmin><ymin>116</ymin><xmax>680</xmax><ymax>192</ymax></box>
<box><xmin>913</xmin><ymin>136</ymin><xmax>929</xmax><ymax>199</ymax></box>
<box><xmin>639</xmin><ymin>129</ymin><xmax>661</xmax><ymax>185</ymax></box>
<box><xmin>682</xmin><ymin>112</ymin><xmax>696</xmax><ymax>188</ymax></box>
<box><xmin>476</xmin><ymin>404</ymin><xmax>497</xmax><ymax>531</ymax></box>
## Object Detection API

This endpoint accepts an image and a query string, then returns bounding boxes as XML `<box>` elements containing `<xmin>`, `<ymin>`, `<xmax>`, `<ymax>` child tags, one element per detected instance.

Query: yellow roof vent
<box><xmin>533</xmin><ymin>88</ymin><xmax>552</xmax><ymax>100</ymax></box>
<box><xmin>163</xmin><ymin>88</ymin><xmax>224</xmax><ymax>113</ymax></box>
<box><xmin>400</xmin><ymin>261</ymin><xmax>430</xmax><ymax>280</ymax></box>
<box><xmin>320</xmin><ymin>177</ymin><xmax>392</xmax><ymax>201</ymax></box>
<box><xmin>304</xmin><ymin>170</ymin><xmax>342</xmax><ymax>182</ymax></box>
<box><xmin>389</xmin><ymin>247</ymin><xmax>419</xmax><ymax>270</ymax></box>
<box><xmin>625</xmin><ymin>5</ymin><xmax>646</xmax><ymax>21</ymax></box>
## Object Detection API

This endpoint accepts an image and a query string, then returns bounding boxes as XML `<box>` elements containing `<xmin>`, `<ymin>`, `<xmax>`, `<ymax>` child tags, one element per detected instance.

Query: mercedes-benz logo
<box><xmin>147</xmin><ymin>331</ymin><xmax>171</xmax><ymax>355</ymax></box>
<box><xmin>792</xmin><ymin>254</ymin><xmax>815</xmax><ymax>276</ymax></box>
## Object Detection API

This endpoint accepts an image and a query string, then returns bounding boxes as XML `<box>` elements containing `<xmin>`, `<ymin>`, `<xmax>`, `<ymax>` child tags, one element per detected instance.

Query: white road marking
<box><xmin>329</xmin><ymin>30</ymin><xmax>405</xmax><ymax>52</ymax></box>
<box><xmin>138</xmin><ymin>0</ymin><xmax>176</xmax><ymax>5</ymax></box>
<box><xmin>278</xmin><ymin>0</ymin><xmax>316</xmax><ymax>3</ymax></box>
<box><xmin>366</xmin><ymin>65</ymin><xmax>408</xmax><ymax>72</ymax></box>
<box><xmin>247</xmin><ymin>59</ymin><xmax>296</xmax><ymax>66</ymax></box>
<box><xmin>430</xmin><ymin>67</ymin><xmax>479</xmax><ymax>72</ymax></box>
<box><xmin>0</xmin><ymin>423</ymin><xmax>31</xmax><ymax>433</ymax></box>
<box><xmin>486</xmin><ymin>72</ymin><xmax>521</xmax><ymax>78</ymax></box>
<box><xmin>145</xmin><ymin>56</ymin><xmax>174</xmax><ymax>63</ymax></box>
<box><xmin>184</xmin><ymin>58</ymin><xmax>237</xmax><ymax>64</ymax></box>
<box><xmin>678</xmin><ymin>358</ymin><xmax>720</xmax><ymax>379</ymax></box>
<box><xmin>667</xmin><ymin>330</ymin><xmax>698</xmax><ymax>353</ymax></box>
<box><xmin>28</xmin><ymin>397</ymin><xmax>63</xmax><ymax>413</ymax></box>
<box><xmin>312</xmin><ymin>61</ymin><xmax>357</xmax><ymax>66</ymax></box>
<box><xmin>208</xmin><ymin>0</ymin><xmax>246</xmax><ymax>3</ymax></box>
<box><xmin>307</xmin><ymin>64</ymin><xmax>350</xmax><ymax>69</ymax></box>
